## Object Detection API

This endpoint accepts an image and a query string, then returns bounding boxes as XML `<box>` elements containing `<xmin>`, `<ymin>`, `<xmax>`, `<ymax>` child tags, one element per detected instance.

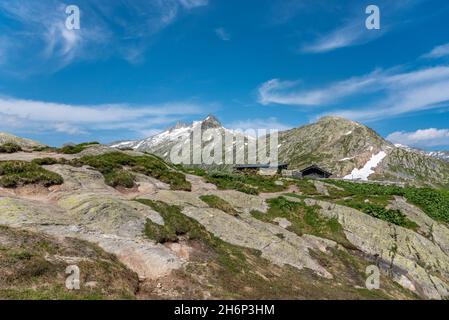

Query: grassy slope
<box><xmin>0</xmin><ymin>225</ymin><xmax>138</xmax><ymax>300</ymax></box>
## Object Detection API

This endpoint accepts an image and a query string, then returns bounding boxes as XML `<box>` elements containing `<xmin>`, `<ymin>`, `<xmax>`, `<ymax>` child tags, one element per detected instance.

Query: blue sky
<box><xmin>0</xmin><ymin>0</ymin><xmax>449</xmax><ymax>149</ymax></box>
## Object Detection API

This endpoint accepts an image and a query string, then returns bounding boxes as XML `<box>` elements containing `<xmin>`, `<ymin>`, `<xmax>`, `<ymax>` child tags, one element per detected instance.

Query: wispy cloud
<box><xmin>258</xmin><ymin>70</ymin><xmax>385</xmax><ymax>106</ymax></box>
<box><xmin>258</xmin><ymin>65</ymin><xmax>449</xmax><ymax>122</ymax></box>
<box><xmin>215</xmin><ymin>27</ymin><xmax>231</xmax><ymax>41</ymax></box>
<box><xmin>302</xmin><ymin>22</ymin><xmax>383</xmax><ymax>54</ymax></box>
<box><xmin>0</xmin><ymin>0</ymin><xmax>208</xmax><ymax>72</ymax></box>
<box><xmin>424</xmin><ymin>43</ymin><xmax>449</xmax><ymax>59</ymax></box>
<box><xmin>387</xmin><ymin>128</ymin><xmax>449</xmax><ymax>148</ymax></box>
<box><xmin>300</xmin><ymin>0</ymin><xmax>423</xmax><ymax>54</ymax></box>
<box><xmin>0</xmin><ymin>95</ymin><xmax>206</xmax><ymax>137</ymax></box>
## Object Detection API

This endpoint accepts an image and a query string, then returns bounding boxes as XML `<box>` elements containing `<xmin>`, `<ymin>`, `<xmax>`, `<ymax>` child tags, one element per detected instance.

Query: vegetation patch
<box><xmin>0</xmin><ymin>143</ymin><xmax>22</xmax><ymax>154</ymax></box>
<box><xmin>0</xmin><ymin>161</ymin><xmax>63</xmax><ymax>188</ymax></box>
<box><xmin>326</xmin><ymin>180</ymin><xmax>449</xmax><ymax>225</ymax></box>
<box><xmin>0</xmin><ymin>225</ymin><xmax>138</xmax><ymax>300</ymax></box>
<box><xmin>199</xmin><ymin>195</ymin><xmax>238</xmax><ymax>216</ymax></box>
<box><xmin>204</xmin><ymin>172</ymin><xmax>286</xmax><ymax>195</ymax></box>
<box><xmin>251</xmin><ymin>197</ymin><xmax>351</xmax><ymax>247</ymax></box>
<box><xmin>72</xmin><ymin>152</ymin><xmax>191</xmax><ymax>191</ymax></box>
<box><xmin>58</xmin><ymin>142</ymin><xmax>100</xmax><ymax>154</ymax></box>
<box><xmin>104</xmin><ymin>170</ymin><xmax>135</xmax><ymax>188</ymax></box>
<box><xmin>337</xmin><ymin>198</ymin><xmax>419</xmax><ymax>230</ymax></box>
<box><xmin>137</xmin><ymin>199</ymin><xmax>247</xmax><ymax>273</ymax></box>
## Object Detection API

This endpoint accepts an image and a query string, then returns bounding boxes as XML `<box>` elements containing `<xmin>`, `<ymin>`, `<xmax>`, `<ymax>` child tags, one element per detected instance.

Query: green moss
<box><xmin>0</xmin><ymin>161</ymin><xmax>63</xmax><ymax>188</ymax></box>
<box><xmin>0</xmin><ymin>143</ymin><xmax>22</xmax><ymax>154</ymax></box>
<box><xmin>199</xmin><ymin>195</ymin><xmax>238</xmax><ymax>216</ymax></box>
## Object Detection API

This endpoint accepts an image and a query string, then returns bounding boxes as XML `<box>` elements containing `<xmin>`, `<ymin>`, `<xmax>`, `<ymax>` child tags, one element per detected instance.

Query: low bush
<box><xmin>104</xmin><ymin>170</ymin><xmax>135</xmax><ymax>188</ymax></box>
<box><xmin>0</xmin><ymin>143</ymin><xmax>22</xmax><ymax>154</ymax></box>
<box><xmin>0</xmin><ymin>161</ymin><xmax>63</xmax><ymax>188</ymax></box>
<box><xmin>59</xmin><ymin>142</ymin><xmax>100</xmax><ymax>154</ymax></box>
<box><xmin>76</xmin><ymin>152</ymin><xmax>191</xmax><ymax>191</ymax></box>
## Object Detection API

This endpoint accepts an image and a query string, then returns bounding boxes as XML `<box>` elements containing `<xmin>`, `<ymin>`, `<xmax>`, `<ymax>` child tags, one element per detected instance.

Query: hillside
<box><xmin>0</xmin><ymin>141</ymin><xmax>449</xmax><ymax>299</ymax></box>
<box><xmin>0</xmin><ymin>132</ymin><xmax>45</xmax><ymax>150</ymax></box>
<box><xmin>278</xmin><ymin>116</ymin><xmax>449</xmax><ymax>188</ymax></box>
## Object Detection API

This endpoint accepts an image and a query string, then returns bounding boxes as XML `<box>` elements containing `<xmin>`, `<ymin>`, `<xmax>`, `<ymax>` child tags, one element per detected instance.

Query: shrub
<box><xmin>31</xmin><ymin>158</ymin><xmax>59</xmax><ymax>166</ymax></box>
<box><xmin>75</xmin><ymin>152</ymin><xmax>191</xmax><ymax>191</ymax></box>
<box><xmin>204</xmin><ymin>172</ymin><xmax>285</xmax><ymax>195</ymax></box>
<box><xmin>104</xmin><ymin>170</ymin><xmax>135</xmax><ymax>188</ymax></box>
<box><xmin>0</xmin><ymin>143</ymin><xmax>22</xmax><ymax>154</ymax></box>
<box><xmin>0</xmin><ymin>161</ymin><xmax>63</xmax><ymax>188</ymax></box>
<box><xmin>59</xmin><ymin>142</ymin><xmax>100</xmax><ymax>154</ymax></box>
<box><xmin>200</xmin><ymin>195</ymin><xmax>238</xmax><ymax>216</ymax></box>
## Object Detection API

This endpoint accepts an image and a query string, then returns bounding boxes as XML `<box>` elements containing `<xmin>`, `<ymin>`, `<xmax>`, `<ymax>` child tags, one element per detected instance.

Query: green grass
<box><xmin>0</xmin><ymin>161</ymin><xmax>63</xmax><ymax>188</ymax></box>
<box><xmin>59</xmin><ymin>142</ymin><xmax>100</xmax><ymax>154</ymax></box>
<box><xmin>326</xmin><ymin>179</ymin><xmax>449</xmax><ymax>225</ymax></box>
<box><xmin>294</xmin><ymin>179</ymin><xmax>319</xmax><ymax>195</ymax></box>
<box><xmin>31</xmin><ymin>157</ymin><xmax>60</xmax><ymax>166</ymax></box>
<box><xmin>204</xmin><ymin>172</ymin><xmax>286</xmax><ymax>195</ymax></box>
<box><xmin>200</xmin><ymin>195</ymin><xmax>238</xmax><ymax>216</ymax></box>
<box><xmin>104</xmin><ymin>170</ymin><xmax>135</xmax><ymax>188</ymax></box>
<box><xmin>0</xmin><ymin>226</ymin><xmax>138</xmax><ymax>300</ymax></box>
<box><xmin>251</xmin><ymin>196</ymin><xmax>351</xmax><ymax>247</ymax></box>
<box><xmin>0</xmin><ymin>143</ymin><xmax>22</xmax><ymax>154</ymax></box>
<box><xmin>337</xmin><ymin>198</ymin><xmax>419</xmax><ymax>230</ymax></box>
<box><xmin>74</xmin><ymin>152</ymin><xmax>191</xmax><ymax>191</ymax></box>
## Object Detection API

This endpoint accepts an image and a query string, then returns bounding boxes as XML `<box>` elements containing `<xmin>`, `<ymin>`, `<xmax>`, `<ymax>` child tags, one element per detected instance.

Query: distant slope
<box><xmin>0</xmin><ymin>132</ymin><xmax>45</xmax><ymax>149</ymax></box>
<box><xmin>278</xmin><ymin>116</ymin><xmax>449</xmax><ymax>187</ymax></box>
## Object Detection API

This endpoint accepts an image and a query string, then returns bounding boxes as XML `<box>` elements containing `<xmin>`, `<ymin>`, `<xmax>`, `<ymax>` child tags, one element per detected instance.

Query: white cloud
<box><xmin>387</xmin><ymin>128</ymin><xmax>449</xmax><ymax>148</ymax></box>
<box><xmin>0</xmin><ymin>95</ymin><xmax>206</xmax><ymax>136</ymax></box>
<box><xmin>258</xmin><ymin>71</ymin><xmax>384</xmax><ymax>106</ymax></box>
<box><xmin>258</xmin><ymin>65</ymin><xmax>449</xmax><ymax>122</ymax></box>
<box><xmin>227</xmin><ymin>117</ymin><xmax>292</xmax><ymax>132</ymax></box>
<box><xmin>215</xmin><ymin>27</ymin><xmax>231</xmax><ymax>41</ymax></box>
<box><xmin>0</xmin><ymin>0</ymin><xmax>208</xmax><ymax>72</ymax></box>
<box><xmin>424</xmin><ymin>43</ymin><xmax>449</xmax><ymax>59</ymax></box>
<box><xmin>302</xmin><ymin>23</ymin><xmax>378</xmax><ymax>53</ymax></box>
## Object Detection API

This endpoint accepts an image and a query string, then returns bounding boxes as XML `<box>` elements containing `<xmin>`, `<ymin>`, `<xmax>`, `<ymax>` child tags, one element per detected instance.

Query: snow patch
<box><xmin>344</xmin><ymin>151</ymin><xmax>387</xmax><ymax>181</ymax></box>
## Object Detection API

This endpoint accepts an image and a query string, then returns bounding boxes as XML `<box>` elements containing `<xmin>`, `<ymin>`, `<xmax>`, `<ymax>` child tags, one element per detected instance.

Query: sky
<box><xmin>0</xmin><ymin>0</ymin><xmax>449</xmax><ymax>150</ymax></box>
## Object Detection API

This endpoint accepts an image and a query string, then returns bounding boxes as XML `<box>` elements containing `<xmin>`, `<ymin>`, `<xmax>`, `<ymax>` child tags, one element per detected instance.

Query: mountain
<box><xmin>113</xmin><ymin>115</ymin><xmax>449</xmax><ymax>187</ymax></box>
<box><xmin>112</xmin><ymin>115</ymin><xmax>254</xmax><ymax>166</ymax></box>
<box><xmin>0</xmin><ymin>132</ymin><xmax>45</xmax><ymax>149</ymax></box>
<box><xmin>428</xmin><ymin>151</ymin><xmax>449</xmax><ymax>162</ymax></box>
<box><xmin>278</xmin><ymin>116</ymin><xmax>449</xmax><ymax>187</ymax></box>
<box><xmin>394</xmin><ymin>144</ymin><xmax>449</xmax><ymax>163</ymax></box>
